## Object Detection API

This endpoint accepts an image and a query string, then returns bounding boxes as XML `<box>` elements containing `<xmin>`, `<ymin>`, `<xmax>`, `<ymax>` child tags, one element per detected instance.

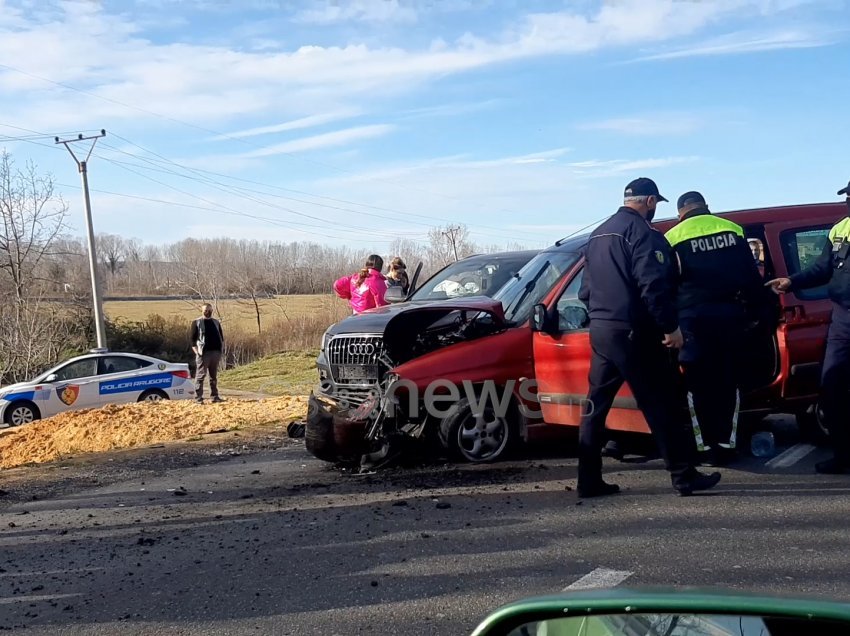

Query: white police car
<box><xmin>0</xmin><ymin>350</ymin><xmax>195</xmax><ymax>427</ymax></box>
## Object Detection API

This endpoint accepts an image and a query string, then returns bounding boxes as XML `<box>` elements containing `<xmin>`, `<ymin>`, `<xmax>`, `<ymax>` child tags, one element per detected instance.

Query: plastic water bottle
<box><xmin>750</xmin><ymin>431</ymin><xmax>776</xmax><ymax>458</ymax></box>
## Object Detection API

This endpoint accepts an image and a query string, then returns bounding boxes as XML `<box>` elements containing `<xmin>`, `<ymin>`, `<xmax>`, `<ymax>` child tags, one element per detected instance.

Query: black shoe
<box><xmin>211</xmin><ymin>396</ymin><xmax>224</xmax><ymax>403</ymax></box>
<box><xmin>194</xmin><ymin>397</ymin><xmax>204</xmax><ymax>404</ymax></box>
<box><xmin>577</xmin><ymin>481</ymin><xmax>620</xmax><ymax>498</ymax></box>
<box><xmin>815</xmin><ymin>458</ymin><xmax>850</xmax><ymax>475</ymax></box>
<box><xmin>674</xmin><ymin>470</ymin><xmax>721</xmax><ymax>496</ymax></box>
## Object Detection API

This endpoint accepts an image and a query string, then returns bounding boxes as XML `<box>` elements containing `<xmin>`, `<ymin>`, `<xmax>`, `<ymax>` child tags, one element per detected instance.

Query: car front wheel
<box><xmin>439</xmin><ymin>397</ymin><xmax>517</xmax><ymax>463</ymax></box>
<box><xmin>4</xmin><ymin>401</ymin><xmax>41</xmax><ymax>427</ymax></box>
<box><xmin>796</xmin><ymin>401</ymin><xmax>829</xmax><ymax>446</ymax></box>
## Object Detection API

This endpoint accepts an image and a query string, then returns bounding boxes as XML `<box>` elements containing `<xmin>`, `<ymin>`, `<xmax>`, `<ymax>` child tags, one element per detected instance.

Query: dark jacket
<box><xmin>190</xmin><ymin>317</ymin><xmax>224</xmax><ymax>354</ymax></box>
<box><xmin>579</xmin><ymin>206</ymin><xmax>679</xmax><ymax>334</ymax></box>
<box><xmin>664</xmin><ymin>207</ymin><xmax>765</xmax><ymax>318</ymax></box>
<box><xmin>789</xmin><ymin>216</ymin><xmax>850</xmax><ymax>309</ymax></box>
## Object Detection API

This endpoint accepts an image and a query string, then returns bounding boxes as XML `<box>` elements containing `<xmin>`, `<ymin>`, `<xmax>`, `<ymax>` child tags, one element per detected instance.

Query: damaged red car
<box><xmin>306</xmin><ymin>201</ymin><xmax>847</xmax><ymax>465</ymax></box>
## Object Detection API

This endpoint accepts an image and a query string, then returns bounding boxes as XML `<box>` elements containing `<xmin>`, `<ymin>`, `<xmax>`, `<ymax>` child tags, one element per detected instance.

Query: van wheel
<box><xmin>439</xmin><ymin>397</ymin><xmax>517</xmax><ymax>463</ymax></box>
<box><xmin>796</xmin><ymin>402</ymin><xmax>830</xmax><ymax>446</ymax></box>
<box><xmin>4</xmin><ymin>401</ymin><xmax>41</xmax><ymax>426</ymax></box>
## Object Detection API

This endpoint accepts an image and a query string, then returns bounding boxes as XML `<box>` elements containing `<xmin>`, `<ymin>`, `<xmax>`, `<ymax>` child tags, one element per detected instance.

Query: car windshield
<box><xmin>408</xmin><ymin>254</ymin><xmax>534</xmax><ymax>301</ymax></box>
<box><xmin>494</xmin><ymin>250</ymin><xmax>582</xmax><ymax>325</ymax></box>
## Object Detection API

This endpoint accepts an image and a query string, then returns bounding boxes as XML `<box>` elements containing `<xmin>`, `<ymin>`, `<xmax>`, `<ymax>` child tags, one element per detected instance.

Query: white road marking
<box><xmin>0</xmin><ymin>593</ymin><xmax>81</xmax><ymax>605</ymax></box>
<box><xmin>765</xmin><ymin>443</ymin><xmax>817</xmax><ymax>469</ymax></box>
<box><xmin>563</xmin><ymin>567</ymin><xmax>633</xmax><ymax>591</ymax></box>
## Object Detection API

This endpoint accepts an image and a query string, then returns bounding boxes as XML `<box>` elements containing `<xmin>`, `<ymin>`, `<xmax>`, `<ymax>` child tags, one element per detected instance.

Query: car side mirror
<box><xmin>45</xmin><ymin>374</ymin><xmax>58</xmax><ymax>383</ymax></box>
<box><xmin>385</xmin><ymin>285</ymin><xmax>406</xmax><ymax>304</ymax></box>
<box><xmin>531</xmin><ymin>304</ymin><xmax>554</xmax><ymax>333</ymax></box>
<box><xmin>469</xmin><ymin>590</ymin><xmax>850</xmax><ymax>636</ymax></box>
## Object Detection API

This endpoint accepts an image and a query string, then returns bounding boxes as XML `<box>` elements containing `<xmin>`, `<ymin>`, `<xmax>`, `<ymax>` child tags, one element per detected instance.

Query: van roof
<box><xmin>547</xmin><ymin>201</ymin><xmax>847</xmax><ymax>253</ymax></box>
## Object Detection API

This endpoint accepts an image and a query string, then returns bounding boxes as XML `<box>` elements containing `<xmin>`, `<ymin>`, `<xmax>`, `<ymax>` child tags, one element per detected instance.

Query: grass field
<box><xmin>104</xmin><ymin>294</ymin><xmax>346</xmax><ymax>332</ymax></box>
<box><xmin>219</xmin><ymin>350</ymin><xmax>319</xmax><ymax>396</ymax></box>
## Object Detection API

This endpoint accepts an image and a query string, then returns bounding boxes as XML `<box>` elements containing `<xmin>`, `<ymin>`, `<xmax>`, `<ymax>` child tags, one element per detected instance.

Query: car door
<box><xmin>96</xmin><ymin>356</ymin><xmax>157</xmax><ymax>405</ymax></box>
<box><xmin>764</xmin><ymin>219</ymin><xmax>838</xmax><ymax>401</ymax></box>
<box><xmin>531</xmin><ymin>266</ymin><xmax>651</xmax><ymax>434</ymax></box>
<box><xmin>41</xmin><ymin>357</ymin><xmax>100</xmax><ymax>417</ymax></box>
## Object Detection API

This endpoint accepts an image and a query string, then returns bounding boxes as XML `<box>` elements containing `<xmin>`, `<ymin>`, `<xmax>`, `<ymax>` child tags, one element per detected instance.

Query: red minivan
<box><xmin>307</xmin><ymin>202</ymin><xmax>846</xmax><ymax>464</ymax></box>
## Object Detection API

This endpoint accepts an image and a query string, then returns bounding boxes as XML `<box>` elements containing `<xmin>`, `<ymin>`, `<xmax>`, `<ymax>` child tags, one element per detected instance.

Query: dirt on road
<box><xmin>0</xmin><ymin>396</ymin><xmax>308</xmax><ymax>470</ymax></box>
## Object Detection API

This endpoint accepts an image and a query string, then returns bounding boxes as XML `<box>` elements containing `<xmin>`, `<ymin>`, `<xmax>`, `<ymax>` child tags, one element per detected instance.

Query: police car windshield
<box><xmin>494</xmin><ymin>250</ymin><xmax>581</xmax><ymax>325</ymax></box>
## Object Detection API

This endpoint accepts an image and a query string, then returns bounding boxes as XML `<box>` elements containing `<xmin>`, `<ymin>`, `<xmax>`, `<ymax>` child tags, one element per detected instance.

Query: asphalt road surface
<box><xmin>2</xmin><ymin>417</ymin><xmax>850</xmax><ymax>635</ymax></box>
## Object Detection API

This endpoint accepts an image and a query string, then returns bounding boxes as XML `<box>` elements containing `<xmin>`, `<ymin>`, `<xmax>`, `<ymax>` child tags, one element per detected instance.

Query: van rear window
<box><xmin>780</xmin><ymin>227</ymin><xmax>831</xmax><ymax>301</ymax></box>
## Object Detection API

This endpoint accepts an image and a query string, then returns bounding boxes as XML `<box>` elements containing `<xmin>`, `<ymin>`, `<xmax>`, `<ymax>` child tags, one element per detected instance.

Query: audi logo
<box><xmin>347</xmin><ymin>343</ymin><xmax>376</xmax><ymax>356</ymax></box>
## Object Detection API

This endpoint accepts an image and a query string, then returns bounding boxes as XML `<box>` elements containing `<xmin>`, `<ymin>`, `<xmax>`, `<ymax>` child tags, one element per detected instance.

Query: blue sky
<box><xmin>1</xmin><ymin>0</ymin><xmax>849</xmax><ymax>252</ymax></box>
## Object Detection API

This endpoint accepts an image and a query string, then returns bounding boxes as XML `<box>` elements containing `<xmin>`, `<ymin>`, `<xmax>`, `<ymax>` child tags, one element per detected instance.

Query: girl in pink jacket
<box><xmin>333</xmin><ymin>255</ymin><xmax>388</xmax><ymax>314</ymax></box>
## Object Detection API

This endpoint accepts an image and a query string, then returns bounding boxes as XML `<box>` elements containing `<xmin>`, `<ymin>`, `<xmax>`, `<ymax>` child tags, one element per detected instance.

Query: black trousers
<box><xmin>679</xmin><ymin>314</ymin><xmax>746</xmax><ymax>451</ymax></box>
<box><xmin>578</xmin><ymin>324</ymin><xmax>697</xmax><ymax>488</ymax></box>
<box><xmin>820</xmin><ymin>305</ymin><xmax>850</xmax><ymax>463</ymax></box>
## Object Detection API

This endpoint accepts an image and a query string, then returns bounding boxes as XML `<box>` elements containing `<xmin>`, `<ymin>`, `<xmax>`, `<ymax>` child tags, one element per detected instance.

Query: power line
<box><xmin>0</xmin><ymin>64</ymin><xmax>557</xmax><ymax>237</ymax></box>
<box><xmin>100</xmin><ymin>134</ymin><xmax>552</xmax><ymax>243</ymax></box>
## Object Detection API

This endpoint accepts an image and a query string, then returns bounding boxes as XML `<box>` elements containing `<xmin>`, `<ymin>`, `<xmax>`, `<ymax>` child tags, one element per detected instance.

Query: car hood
<box><xmin>382</xmin><ymin>296</ymin><xmax>506</xmax><ymax>362</ymax></box>
<box><xmin>326</xmin><ymin>299</ymin><xmax>492</xmax><ymax>335</ymax></box>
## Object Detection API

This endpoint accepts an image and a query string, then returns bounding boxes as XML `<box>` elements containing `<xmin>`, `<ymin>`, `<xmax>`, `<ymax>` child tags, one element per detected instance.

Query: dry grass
<box><xmin>105</xmin><ymin>294</ymin><xmax>348</xmax><ymax>333</ymax></box>
<box><xmin>219</xmin><ymin>350</ymin><xmax>319</xmax><ymax>396</ymax></box>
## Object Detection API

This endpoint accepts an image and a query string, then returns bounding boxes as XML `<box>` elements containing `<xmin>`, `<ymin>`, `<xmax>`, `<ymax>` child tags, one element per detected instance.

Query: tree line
<box><xmin>0</xmin><ymin>149</ymin><xmax>530</xmax><ymax>383</ymax></box>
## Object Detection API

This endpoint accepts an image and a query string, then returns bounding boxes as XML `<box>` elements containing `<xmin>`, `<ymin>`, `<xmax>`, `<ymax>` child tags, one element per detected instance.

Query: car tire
<box><xmin>4</xmin><ymin>401</ymin><xmax>41</xmax><ymax>427</ymax></box>
<box><xmin>796</xmin><ymin>402</ymin><xmax>830</xmax><ymax>446</ymax></box>
<box><xmin>305</xmin><ymin>394</ymin><xmax>339</xmax><ymax>463</ymax></box>
<box><xmin>438</xmin><ymin>396</ymin><xmax>518</xmax><ymax>463</ymax></box>
<box><xmin>138</xmin><ymin>389</ymin><xmax>169</xmax><ymax>402</ymax></box>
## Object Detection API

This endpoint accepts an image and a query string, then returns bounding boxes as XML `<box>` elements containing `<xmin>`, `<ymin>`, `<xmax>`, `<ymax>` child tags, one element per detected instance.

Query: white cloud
<box><xmin>293</xmin><ymin>0</ymin><xmax>418</xmax><ymax>24</ymax></box>
<box><xmin>632</xmin><ymin>28</ymin><xmax>838</xmax><ymax>61</ymax></box>
<box><xmin>211</xmin><ymin>109</ymin><xmax>362</xmax><ymax>141</ymax></box>
<box><xmin>0</xmin><ymin>0</ymin><xmax>836</xmax><ymax>133</ymax></box>
<box><xmin>238</xmin><ymin>124</ymin><xmax>397</xmax><ymax>158</ymax></box>
<box><xmin>579</xmin><ymin>112</ymin><xmax>703</xmax><ymax>136</ymax></box>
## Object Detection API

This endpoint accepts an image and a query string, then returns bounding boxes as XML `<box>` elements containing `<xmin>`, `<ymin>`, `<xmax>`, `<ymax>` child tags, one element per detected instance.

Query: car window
<box><xmin>98</xmin><ymin>356</ymin><xmax>153</xmax><ymax>375</ymax></box>
<box><xmin>495</xmin><ymin>251</ymin><xmax>582</xmax><ymax>326</ymax></box>
<box><xmin>53</xmin><ymin>359</ymin><xmax>98</xmax><ymax>382</ymax></box>
<box><xmin>556</xmin><ymin>268</ymin><xmax>589</xmax><ymax>331</ymax></box>
<box><xmin>409</xmin><ymin>254</ymin><xmax>534</xmax><ymax>301</ymax></box>
<box><xmin>780</xmin><ymin>226</ymin><xmax>831</xmax><ymax>300</ymax></box>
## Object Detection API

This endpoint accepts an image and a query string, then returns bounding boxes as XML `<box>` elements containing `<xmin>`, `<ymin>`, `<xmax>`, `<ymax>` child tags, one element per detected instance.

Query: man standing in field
<box><xmin>190</xmin><ymin>303</ymin><xmax>224</xmax><ymax>404</ymax></box>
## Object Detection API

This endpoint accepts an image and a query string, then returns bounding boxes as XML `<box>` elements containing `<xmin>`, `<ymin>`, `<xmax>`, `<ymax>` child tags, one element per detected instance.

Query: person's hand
<box><xmin>191</xmin><ymin>347</ymin><xmax>198</xmax><ymax>356</ymax></box>
<box><xmin>662</xmin><ymin>327</ymin><xmax>684</xmax><ymax>349</ymax></box>
<box><xmin>765</xmin><ymin>277</ymin><xmax>792</xmax><ymax>294</ymax></box>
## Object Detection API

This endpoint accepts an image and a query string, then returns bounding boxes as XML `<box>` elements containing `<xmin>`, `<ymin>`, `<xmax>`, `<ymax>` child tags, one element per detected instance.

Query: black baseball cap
<box><xmin>838</xmin><ymin>180</ymin><xmax>850</xmax><ymax>195</ymax></box>
<box><xmin>624</xmin><ymin>177</ymin><xmax>668</xmax><ymax>202</ymax></box>
<box><xmin>677</xmin><ymin>191</ymin><xmax>708</xmax><ymax>210</ymax></box>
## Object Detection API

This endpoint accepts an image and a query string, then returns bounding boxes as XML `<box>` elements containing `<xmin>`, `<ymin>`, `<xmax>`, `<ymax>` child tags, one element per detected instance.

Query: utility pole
<box><xmin>56</xmin><ymin>130</ymin><xmax>108</xmax><ymax>350</ymax></box>
<box><xmin>443</xmin><ymin>225</ymin><xmax>460</xmax><ymax>261</ymax></box>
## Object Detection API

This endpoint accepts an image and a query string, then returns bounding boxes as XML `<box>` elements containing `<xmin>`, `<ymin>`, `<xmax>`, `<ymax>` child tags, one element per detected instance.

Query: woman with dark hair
<box><xmin>333</xmin><ymin>254</ymin><xmax>388</xmax><ymax>314</ymax></box>
<box><xmin>386</xmin><ymin>256</ymin><xmax>410</xmax><ymax>295</ymax></box>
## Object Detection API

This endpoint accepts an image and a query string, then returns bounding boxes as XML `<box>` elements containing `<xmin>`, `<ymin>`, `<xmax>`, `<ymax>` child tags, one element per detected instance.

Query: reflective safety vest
<box><xmin>664</xmin><ymin>209</ymin><xmax>762</xmax><ymax>315</ymax></box>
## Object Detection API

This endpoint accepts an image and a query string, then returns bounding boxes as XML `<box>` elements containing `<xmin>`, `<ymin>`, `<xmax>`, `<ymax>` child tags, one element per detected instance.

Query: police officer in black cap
<box><xmin>577</xmin><ymin>177</ymin><xmax>722</xmax><ymax>497</ymax></box>
<box><xmin>664</xmin><ymin>191</ymin><xmax>768</xmax><ymax>466</ymax></box>
<box><xmin>767</xmin><ymin>179</ymin><xmax>850</xmax><ymax>474</ymax></box>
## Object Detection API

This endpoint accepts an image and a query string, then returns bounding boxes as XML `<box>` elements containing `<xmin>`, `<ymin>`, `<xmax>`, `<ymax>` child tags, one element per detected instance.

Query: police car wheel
<box><xmin>138</xmin><ymin>389</ymin><xmax>168</xmax><ymax>402</ymax></box>
<box><xmin>4</xmin><ymin>401</ymin><xmax>40</xmax><ymax>427</ymax></box>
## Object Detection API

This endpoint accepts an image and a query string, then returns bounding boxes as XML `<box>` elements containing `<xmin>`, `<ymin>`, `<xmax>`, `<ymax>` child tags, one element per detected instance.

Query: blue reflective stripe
<box><xmin>1</xmin><ymin>391</ymin><xmax>35</xmax><ymax>402</ymax></box>
<box><xmin>99</xmin><ymin>373</ymin><xmax>174</xmax><ymax>395</ymax></box>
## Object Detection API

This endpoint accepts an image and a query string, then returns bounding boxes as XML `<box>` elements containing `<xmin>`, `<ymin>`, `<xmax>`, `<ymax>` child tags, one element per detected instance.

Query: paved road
<box><xmin>2</xmin><ymin>418</ymin><xmax>850</xmax><ymax>635</ymax></box>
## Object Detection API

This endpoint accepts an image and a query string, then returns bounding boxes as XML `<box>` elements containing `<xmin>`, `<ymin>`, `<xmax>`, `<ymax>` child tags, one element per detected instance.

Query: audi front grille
<box><xmin>326</xmin><ymin>334</ymin><xmax>387</xmax><ymax>386</ymax></box>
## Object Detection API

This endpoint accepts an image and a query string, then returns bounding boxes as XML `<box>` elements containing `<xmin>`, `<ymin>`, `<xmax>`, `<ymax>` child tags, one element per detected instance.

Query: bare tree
<box><xmin>427</xmin><ymin>223</ymin><xmax>475</xmax><ymax>268</ymax></box>
<box><xmin>97</xmin><ymin>233</ymin><xmax>125</xmax><ymax>292</ymax></box>
<box><xmin>0</xmin><ymin>150</ymin><xmax>71</xmax><ymax>381</ymax></box>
